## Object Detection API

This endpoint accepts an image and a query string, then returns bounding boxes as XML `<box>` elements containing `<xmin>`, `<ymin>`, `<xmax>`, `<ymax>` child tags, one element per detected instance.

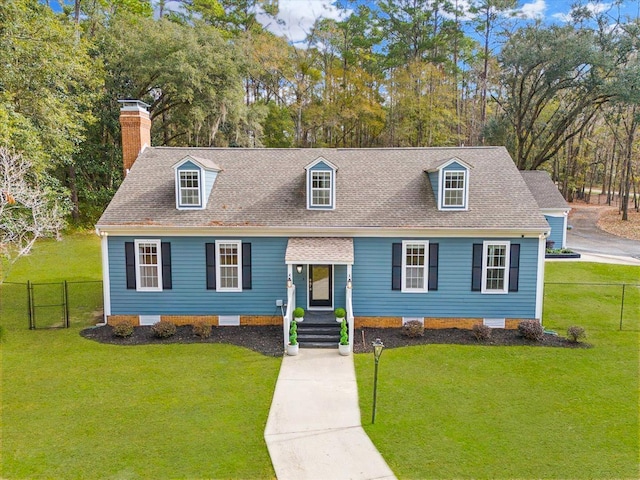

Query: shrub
<box><xmin>152</xmin><ymin>320</ymin><xmax>177</xmax><ymax>338</ymax></box>
<box><xmin>472</xmin><ymin>324</ymin><xmax>492</xmax><ymax>341</ymax></box>
<box><xmin>293</xmin><ymin>307</ymin><xmax>304</xmax><ymax>319</ymax></box>
<box><xmin>289</xmin><ymin>320</ymin><xmax>297</xmax><ymax>345</ymax></box>
<box><xmin>192</xmin><ymin>321</ymin><xmax>212</xmax><ymax>339</ymax></box>
<box><xmin>567</xmin><ymin>325</ymin><xmax>586</xmax><ymax>343</ymax></box>
<box><xmin>339</xmin><ymin>319</ymin><xmax>348</xmax><ymax>345</ymax></box>
<box><xmin>335</xmin><ymin>307</ymin><xmax>346</xmax><ymax>318</ymax></box>
<box><xmin>112</xmin><ymin>320</ymin><xmax>134</xmax><ymax>338</ymax></box>
<box><xmin>518</xmin><ymin>320</ymin><xmax>544</xmax><ymax>341</ymax></box>
<box><xmin>402</xmin><ymin>320</ymin><xmax>424</xmax><ymax>338</ymax></box>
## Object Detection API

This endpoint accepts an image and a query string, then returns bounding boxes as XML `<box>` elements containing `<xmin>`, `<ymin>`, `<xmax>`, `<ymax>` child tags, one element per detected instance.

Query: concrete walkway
<box><xmin>264</xmin><ymin>349</ymin><xmax>397</xmax><ymax>480</ymax></box>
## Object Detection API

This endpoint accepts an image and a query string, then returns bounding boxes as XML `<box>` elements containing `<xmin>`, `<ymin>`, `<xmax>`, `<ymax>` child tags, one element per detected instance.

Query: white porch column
<box><xmin>100</xmin><ymin>232</ymin><xmax>111</xmax><ymax>324</ymax></box>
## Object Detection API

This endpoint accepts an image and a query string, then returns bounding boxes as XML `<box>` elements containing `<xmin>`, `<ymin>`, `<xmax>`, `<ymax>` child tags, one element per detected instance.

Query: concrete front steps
<box><xmin>297</xmin><ymin>311</ymin><xmax>341</xmax><ymax>349</ymax></box>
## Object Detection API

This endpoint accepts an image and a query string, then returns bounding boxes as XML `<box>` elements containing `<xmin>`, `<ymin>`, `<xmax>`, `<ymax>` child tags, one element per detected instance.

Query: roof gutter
<box><xmin>95</xmin><ymin>224</ymin><xmax>549</xmax><ymax>239</ymax></box>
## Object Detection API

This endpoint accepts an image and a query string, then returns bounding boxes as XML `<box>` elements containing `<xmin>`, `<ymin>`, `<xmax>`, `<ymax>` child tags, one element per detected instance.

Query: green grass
<box><xmin>3</xmin><ymin>236</ymin><xmax>639</xmax><ymax>479</ymax></box>
<box><xmin>1</xmin><ymin>233</ymin><xmax>279</xmax><ymax>479</ymax></box>
<box><xmin>356</xmin><ymin>262</ymin><xmax>640</xmax><ymax>479</ymax></box>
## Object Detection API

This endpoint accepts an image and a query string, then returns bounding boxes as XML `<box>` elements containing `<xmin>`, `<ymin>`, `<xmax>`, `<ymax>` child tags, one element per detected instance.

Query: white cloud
<box><xmin>516</xmin><ymin>0</ymin><xmax>547</xmax><ymax>20</ymax></box>
<box><xmin>256</xmin><ymin>0</ymin><xmax>349</xmax><ymax>44</ymax></box>
<box><xmin>552</xmin><ymin>2</ymin><xmax>612</xmax><ymax>23</ymax></box>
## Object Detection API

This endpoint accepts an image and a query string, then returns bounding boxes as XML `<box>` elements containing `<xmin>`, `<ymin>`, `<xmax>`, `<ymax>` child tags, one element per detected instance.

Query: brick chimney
<box><xmin>118</xmin><ymin>100</ymin><xmax>151</xmax><ymax>176</ymax></box>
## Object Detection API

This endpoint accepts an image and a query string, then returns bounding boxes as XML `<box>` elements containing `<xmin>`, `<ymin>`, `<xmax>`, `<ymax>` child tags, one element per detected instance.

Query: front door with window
<box><xmin>309</xmin><ymin>265</ymin><xmax>332</xmax><ymax>308</ymax></box>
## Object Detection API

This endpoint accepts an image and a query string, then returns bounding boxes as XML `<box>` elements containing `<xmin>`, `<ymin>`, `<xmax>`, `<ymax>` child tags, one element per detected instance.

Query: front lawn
<box><xmin>0</xmin><ymin>233</ymin><xmax>279</xmax><ymax>479</ymax></box>
<box><xmin>356</xmin><ymin>262</ymin><xmax>639</xmax><ymax>479</ymax></box>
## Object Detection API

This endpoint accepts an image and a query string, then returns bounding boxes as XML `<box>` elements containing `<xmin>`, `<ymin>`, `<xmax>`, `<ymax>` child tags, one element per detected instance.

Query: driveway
<box><xmin>566</xmin><ymin>206</ymin><xmax>640</xmax><ymax>262</ymax></box>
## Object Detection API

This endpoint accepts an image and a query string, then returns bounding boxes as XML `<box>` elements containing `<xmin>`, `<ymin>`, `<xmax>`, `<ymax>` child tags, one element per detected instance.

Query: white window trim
<box><xmin>215</xmin><ymin>240</ymin><xmax>242</xmax><ymax>292</ymax></box>
<box><xmin>481</xmin><ymin>241</ymin><xmax>510</xmax><ymax>294</ymax></box>
<box><xmin>134</xmin><ymin>239</ymin><xmax>163</xmax><ymax>292</ymax></box>
<box><xmin>401</xmin><ymin>240</ymin><xmax>429</xmax><ymax>293</ymax></box>
<box><xmin>439</xmin><ymin>168</ymin><xmax>469</xmax><ymax>210</ymax></box>
<box><xmin>308</xmin><ymin>169</ymin><xmax>335</xmax><ymax>209</ymax></box>
<box><xmin>176</xmin><ymin>169</ymin><xmax>203</xmax><ymax>209</ymax></box>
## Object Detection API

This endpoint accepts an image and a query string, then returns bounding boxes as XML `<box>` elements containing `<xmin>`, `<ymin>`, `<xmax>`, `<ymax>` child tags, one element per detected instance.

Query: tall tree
<box><xmin>0</xmin><ymin>148</ymin><xmax>67</xmax><ymax>281</ymax></box>
<box><xmin>494</xmin><ymin>22</ymin><xmax>618</xmax><ymax>170</ymax></box>
<box><xmin>468</xmin><ymin>0</ymin><xmax>516</xmax><ymax>144</ymax></box>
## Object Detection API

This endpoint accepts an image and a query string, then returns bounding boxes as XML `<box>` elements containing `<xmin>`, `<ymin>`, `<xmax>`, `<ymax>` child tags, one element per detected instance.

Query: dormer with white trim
<box><xmin>173</xmin><ymin>155</ymin><xmax>221</xmax><ymax>210</ymax></box>
<box><xmin>426</xmin><ymin>157</ymin><xmax>473</xmax><ymax>211</ymax></box>
<box><xmin>305</xmin><ymin>157</ymin><xmax>337</xmax><ymax>210</ymax></box>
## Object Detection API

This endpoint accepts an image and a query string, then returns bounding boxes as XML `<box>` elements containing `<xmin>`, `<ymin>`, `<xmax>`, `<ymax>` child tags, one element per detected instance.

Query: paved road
<box><xmin>566</xmin><ymin>207</ymin><xmax>640</xmax><ymax>260</ymax></box>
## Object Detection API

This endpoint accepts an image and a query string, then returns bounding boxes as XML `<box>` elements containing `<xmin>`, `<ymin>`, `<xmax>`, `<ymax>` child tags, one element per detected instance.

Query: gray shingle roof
<box><xmin>97</xmin><ymin>147</ymin><xmax>549</xmax><ymax>231</ymax></box>
<box><xmin>285</xmin><ymin>237</ymin><xmax>354</xmax><ymax>264</ymax></box>
<box><xmin>520</xmin><ymin>171</ymin><xmax>570</xmax><ymax>210</ymax></box>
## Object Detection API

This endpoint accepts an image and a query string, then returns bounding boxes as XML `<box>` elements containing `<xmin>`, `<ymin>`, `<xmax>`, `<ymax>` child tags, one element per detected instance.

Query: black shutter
<box><xmin>392</xmin><ymin>243</ymin><xmax>402</xmax><ymax>290</ymax></box>
<box><xmin>242</xmin><ymin>243</ymin><xmax>252</xmax><ymax>290</ymax></box>
<box><xmin>161</xmin><ymin>242</ymin><xmax>172</xmax><ymax>290</ymax></box>
<box><xmin>471</xmin><ymin>243</ymin><xmax>483</xmax><ymax>291</ymax></box>
<box><xmin>509</xmin><ymin>244</ymin><xmax>520</xmax><ymax>292</ymax></box>
<box><xmin>125</xmin><ymin>242</ymin><xmax>136</xmax><ymax>289</ymax></box>
<box><xmin>205</xmin><ymin>243</ymin><xmax>216</xmax><ymax>290</ymax></box>
<box><xmin>428</xmin><ymin>243</ymin><xmax>439</xmax><ymax>291</ymax></box>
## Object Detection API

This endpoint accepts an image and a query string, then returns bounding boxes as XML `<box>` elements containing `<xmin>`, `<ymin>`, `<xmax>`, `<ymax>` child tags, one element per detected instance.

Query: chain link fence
<box><xmin>1</xmin><ymin>280</ymin><xmax>103</xmax><ymax>330</ymax></box>
<box><xmin>544</xmin><ymin>282</ymin><xmax>640</xmax><ymax>331</ymax></box>
<box><xmin>1</xmin><ymin>280</ymin><xmax>637</xmax><ymax>331</ymax></box>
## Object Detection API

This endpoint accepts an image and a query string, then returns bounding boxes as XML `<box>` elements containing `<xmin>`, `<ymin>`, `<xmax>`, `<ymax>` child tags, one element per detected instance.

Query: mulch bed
<box><xmin>81</xmin><ymin>324</ymin><xmax>589</xmax><ymax>357</ymax></box>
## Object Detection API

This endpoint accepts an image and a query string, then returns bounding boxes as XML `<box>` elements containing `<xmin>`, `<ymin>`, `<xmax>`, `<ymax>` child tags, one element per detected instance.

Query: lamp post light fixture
<box><xmin>371</xmin><ymin>338</ymin><xmax>384</xmax><ymax>424</ymax></box>
<box><xmin>296</xmin><ymin>264</ymin><xmax>303</xmax><ymax>274</ymax></box>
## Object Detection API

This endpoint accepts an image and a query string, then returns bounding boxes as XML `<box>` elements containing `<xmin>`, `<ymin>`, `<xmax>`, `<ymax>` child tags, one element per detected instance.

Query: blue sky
<box><xmin>47</xmin><ymin>0</ymin><xmax>639</xmax><ymax>44</ymax></box>
<box><xmin>264</xmin><ymin>1</ymin><xmax>639</xmax><ymax>44</ymax></box>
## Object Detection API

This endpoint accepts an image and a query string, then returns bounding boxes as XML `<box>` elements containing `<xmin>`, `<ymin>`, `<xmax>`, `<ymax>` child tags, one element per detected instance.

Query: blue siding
<box><xmin>176</xmin><ymin>160</ymin><xmax>199</xmax><ymax>172</ymax></box>
<box><xmin>443</xmin><ymin>161</ymin><xmax>467</xmax><ymax>171</ymax></box>
<box><xmin>351</xmin><ymin>237</ymin><xmax>539</xmax><ymax>318</ymax></box>
<box><xmin>428</xmin><ymin>171</ymin><xmax>438</xmax><ymax>198</ymax></box>
<box><xmin>203</xmin><ymin>169</ymin><xmax>217</xmax><ymax>202</ymax></box>
<box><xmin>108</xmin><ymin>235</ymin><xmax>539</xmax><ymax>319</ymax></box>
<box><xmin>309</xmin><ymin>161</ymin><xmax>333</xmax><ymax>171</ymax></box>
<box><xmin>545</xmin><ymin>215</ymin><xmax>565</xmax><ymax>249</ymax></box>
<box><xmin>109</xmin><ymin>236</ymin><xmax>289</xmax><ymax>315</ymax></box>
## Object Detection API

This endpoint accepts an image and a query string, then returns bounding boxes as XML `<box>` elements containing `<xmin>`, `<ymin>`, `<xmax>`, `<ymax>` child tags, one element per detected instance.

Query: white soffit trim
<box><xmin>96</xmin><ymin>225</ymin><xmax>548</xmax><ymax>238</ymax></box>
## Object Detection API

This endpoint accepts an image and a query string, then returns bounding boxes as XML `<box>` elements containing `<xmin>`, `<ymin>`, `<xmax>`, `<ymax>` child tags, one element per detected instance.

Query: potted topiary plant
<box><xmin>293</xmin><ymin>307</ymin><xmax>304</xmax><ymax>322</ymax></box>
<box><xmin>334</xmin><ymin>307</ymin><xmax>346</xmax><ymax>323</ymax></box>
<box><xmin>287</xmin><ymin>320</ymin><xmax>299</xmax><ymax>356</ymax></box>
<box><xmin>338</xmin><ymin>319</ymin><xmax>350</xmax><ymax>355</ymax></box>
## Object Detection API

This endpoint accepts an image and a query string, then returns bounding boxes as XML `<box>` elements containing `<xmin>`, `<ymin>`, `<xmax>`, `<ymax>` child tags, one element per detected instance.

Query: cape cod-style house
<box><xmin>96</xmin><ymin>100</ymin><xmax>553</xmax><ymax>351</ymax></box>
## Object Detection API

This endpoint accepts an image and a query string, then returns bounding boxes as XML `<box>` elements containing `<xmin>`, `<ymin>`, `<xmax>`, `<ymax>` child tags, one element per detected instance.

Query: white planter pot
<box><xmin>294</xmin><ymin>316</ymin><xmax>304</xmax><ymax>323</ymax></box>
<box><xmin>335</xmin><ymin>317</ymin><xmax>345</xmax><ymax>323</ymax></box>
<box><xmin>287</xmin><ymin>343</ymin><xmax>299</xmax><ymax>356</ymax></box>
<box><xmin>338</xmin><ymin>344</ymin><xmax>350</xmax><ymax>356</ymax></box>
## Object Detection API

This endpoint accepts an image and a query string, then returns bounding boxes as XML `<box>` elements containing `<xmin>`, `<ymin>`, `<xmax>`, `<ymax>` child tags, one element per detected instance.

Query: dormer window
<box><xmin>427</xmin><ymin>157</ymin><xmax>472</xmax><ymax>211</ymax></box>
<box><xmin>173</xmin><ymin>155</ymin><xmax>221</xmax><ymax>210</ymax></box>
<box><xmin>443</xmin><ymin>170</ymin><xmax>466</xmax><ymax>207</ymax></box>
<box><xmin>305</xmin><ymin>157</ymin><xmax>337</xmax><ymax>210</ymax></box>
<box><xmin>179</xmin><ymin>170</ymin><xmax>201</xmax><ymax>207</ymax></box>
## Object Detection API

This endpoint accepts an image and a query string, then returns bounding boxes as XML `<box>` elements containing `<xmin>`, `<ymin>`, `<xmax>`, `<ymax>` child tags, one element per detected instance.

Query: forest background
<box><xmin>0</xmin><ymin>0</ymin><xmax>638</xmax><ymax>234</ymax></box>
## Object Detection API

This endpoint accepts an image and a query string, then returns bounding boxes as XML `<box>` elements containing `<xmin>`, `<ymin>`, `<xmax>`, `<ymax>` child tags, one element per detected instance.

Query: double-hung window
<box><xmin>482</xmin><ymin>241</ymin><xmax>510</xmax><ymax>294</ymax></box>
<box><xmin>402</xmin><ymin>241</ymin><xmax>429</xmax><ymax>292</ymax></box>
<box><xmin>135</xmin><ymin>240</ymin><xmax>162</xmax><ymax>291</ymax></box>
<box><xmin>179</xmin><ymin>170</ymin><xmax>201</xmax><ymax>207</ymax></box>
<box><xmin>216</xmin><ymin>240</ymin><xmax>242</xmax><ymax>292</ymax></box>
<box><xmin>443</xmin><ymin>170</ymin><xmax>466</xmax><ymax>208</ymax></box>
<box><xmin>311</xmin><ymin>171</ymin><xmax>332</xmax><ymax>207</ymax></box>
